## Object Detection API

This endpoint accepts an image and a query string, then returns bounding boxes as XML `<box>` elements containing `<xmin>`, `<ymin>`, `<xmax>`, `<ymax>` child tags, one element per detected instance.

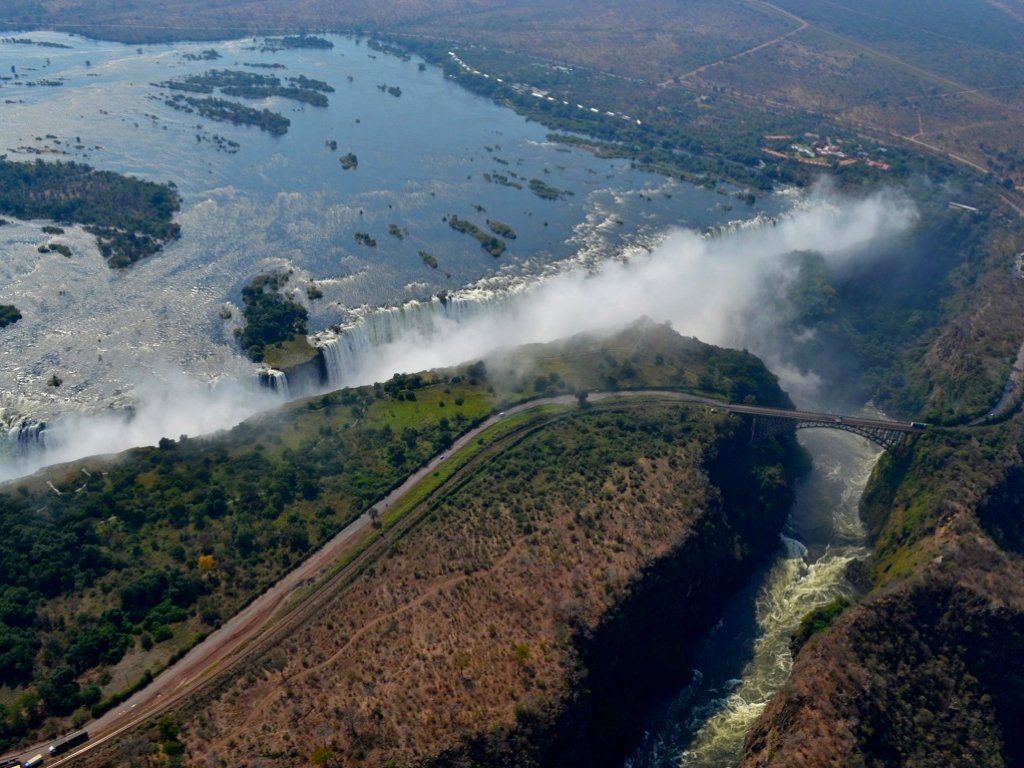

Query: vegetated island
<box><xmin>419</xmin><ymin>249</ymin><xmax>439</xmax><ymax>269</ymax></box>
<box><xmin>484</xmin><ymin>171</ymin><xmax>523</xmax><ymax>189</ymax></box>
<box><xmin>236</xmin><ymin>272</ymin><xmax>316</xmax><ymax>368</ymax></box>
<box><xmin>354</xmin><ymin>231</ymin><xmax>377</xmax><ymax>247</ymax></box>
<box><xmin>0</xmin><ymin>304</ymin><xmax>21</xmax><ymax>328</ymax></box>
<box><xmin>257</xmin><ymin>35</ymin><xmax>334</xmax><ymax>52</ymax></box>
<box><xmin>164</xmin><ymin>94</ymin><xmax>290</xmax><ymax>135</ymax></box>
<box><xmin>181</xmin><ymin>48</ymin><xmax>220</xmax><ymax>61</ymax></box>
<box><xmin>38</xmin><ymin>242</ymin><xmax>72</xmax><ymax>258</ymax></box>
<box><xmin>376</xmin><ymin>83</ymin><xmax>402</xmax><ymax>97</ymax></box>
<box><xmin>156</xmin><ymin>69</ymin><xmax>329</xmax><ymax>107</ymax></box>
<box><xmin>367</xmin><ymin>38</ymin><xmax>411</xmax><ymax>61</ymax></box>
<box><xmin>339</xmin><ymin>152</ymin><xmax>358</xmax><ymax>170</ymax></box>
<box><xmin>0</xmin><ymin>158</ymin><xmax>181</xmax><ymax>268</ymax></box>
<box><xmin>487</xmin><ymin>218</ymin><xmax>517</xmax><ymax>239</ymax></box>
<box><xmin>288</xmin><ymin>75</ymin><xmax>333</xmax><ymax>93</ymax></box>
<box><xmin>448</xmin><ymin>213</ymin><xmax>506</xmax><ymax>256</ymax></box>
<box><xmin>0</xmin><ymin>37</ymin><xmax>72</xmax><ymax>49</ymax></box>
<box><xmin>39</xmin><ymin>322</ymin><xmax>803</xmax><ymax>767</ymax></box>
<box><xmin>529</xmin><ymin>177</ymin><xmax>574</xmax><ymax>200</ymax></box>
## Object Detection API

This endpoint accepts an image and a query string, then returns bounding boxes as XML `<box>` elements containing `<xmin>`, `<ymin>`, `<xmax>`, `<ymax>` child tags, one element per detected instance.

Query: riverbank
<box><xmin>626</xmin><ymin>428</ymin><xmax>879</xmax><ymax>767</ymax></box>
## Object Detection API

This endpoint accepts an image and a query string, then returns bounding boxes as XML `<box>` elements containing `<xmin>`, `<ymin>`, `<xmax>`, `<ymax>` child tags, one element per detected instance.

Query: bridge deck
<box><xmin>711</xmin><ymin>403</ymin><xmax>926</xmax><ymax>433</ymax></box>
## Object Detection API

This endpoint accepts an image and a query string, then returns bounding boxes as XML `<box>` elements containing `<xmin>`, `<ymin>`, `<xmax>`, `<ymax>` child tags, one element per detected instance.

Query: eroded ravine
<box><xmin>626</xmin><ymin>428</ymin><xmax>881</xmax><ymax>767</ymax></box>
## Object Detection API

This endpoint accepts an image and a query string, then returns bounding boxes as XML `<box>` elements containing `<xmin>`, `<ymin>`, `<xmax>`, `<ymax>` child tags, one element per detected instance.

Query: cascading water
<box><xmin>257</xmin><ymin>369</ymin><xmax>291</xmax><ymax>399</ymax></box>
<box><xmin>626</xmin><ymin>427</ymin><xmax>880</xmax><ymax>768</ymax></box>
<box><xmin>316</xmin><ymin>285</ymin><xmax>527</xmax><ymax>389</ymax></box>
<box><xmin>312</xmin><ymin>209</ymin><xmax>787</xmax><ymax>392</ymax></box>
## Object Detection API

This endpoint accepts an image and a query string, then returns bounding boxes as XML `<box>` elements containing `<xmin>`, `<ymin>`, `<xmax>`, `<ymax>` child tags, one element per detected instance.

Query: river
<box><xmin>0</xmin><ymin>30</ymin><xmax>781</xmax><ymax>433</ymax></box>
<box><xmin>625</xmin><ymin>426</ymin><xmax>880</xmax><ymax>768</ymax></box>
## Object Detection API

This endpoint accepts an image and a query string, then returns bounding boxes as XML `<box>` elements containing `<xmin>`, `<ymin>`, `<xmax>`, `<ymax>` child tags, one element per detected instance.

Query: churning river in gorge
<box><xmin>626</xmin><ymin>427</ymin><xmax>881</xmax><ymax>768</ymax></box>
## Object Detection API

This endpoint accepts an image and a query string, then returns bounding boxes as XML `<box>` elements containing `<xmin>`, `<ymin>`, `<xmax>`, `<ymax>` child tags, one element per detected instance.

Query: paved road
<box><xmin>3</xmin><ymin>390</ymin><xmax>917</xmax><ymax>767</ymax></box>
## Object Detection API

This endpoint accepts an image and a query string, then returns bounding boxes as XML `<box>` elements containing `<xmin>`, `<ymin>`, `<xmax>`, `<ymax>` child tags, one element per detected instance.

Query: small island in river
<box><xmin>164</xmin><ymin>94</ymin><xmax>290</xmax><ymax>135</ymax></box>
<box><xmin>448</xmin><ymin>214</ymin><xmax>506</xmax><ymax>257</ymax></box>
<box><xmin>0</xmin><ymin>158</ymin><xmax>181</xmax><ymax>267</ymax></box>
<box><xmin>156</xmin><ymin>69</ymin><xmax>329</xmax><ymax>107</ymax></box>
<box><xmin>237</xmin><ymin>272</ymin><xmax>316</xmax><ymax>368</ymax></box>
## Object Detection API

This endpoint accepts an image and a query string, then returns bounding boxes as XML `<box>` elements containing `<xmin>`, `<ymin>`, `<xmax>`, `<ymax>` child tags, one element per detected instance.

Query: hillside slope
<box><xmin>73</xmin><ymin>397</ymin><xmax>801</xmax><ymax>768</ymax></box>
<box><xmin>741</xmin><ymin>411</ymin><xmax>1024</xmax><ymax>767</ymax></box>
<box><xmin>0</xmin><ymin>321</ymin><xmax>794</xmax><ymax>757</ymax></box>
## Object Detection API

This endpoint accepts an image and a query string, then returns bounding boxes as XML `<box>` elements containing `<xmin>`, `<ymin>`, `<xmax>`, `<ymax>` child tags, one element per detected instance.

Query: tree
<box><xmin>38</xmin><ymin>666</ymin><xmax>80</xmax><ymax>716</ymax></box>
<box><xmin>0</xmin><ymin>625</ymin><xmax>38</xmax><ymax>686</ymax></box>
<box><xmin>310</xmin><ymin>745</ymin><xmax>334</xmax><ymax>767</ymax></box>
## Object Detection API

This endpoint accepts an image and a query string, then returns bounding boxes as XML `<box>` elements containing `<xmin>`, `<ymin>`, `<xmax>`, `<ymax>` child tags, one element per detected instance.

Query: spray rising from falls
<box><xmin>0</xmin><ymin>375</ymin><xmax>282</xmax><ymax>484</ymax></box>
<box><xmin>314</xmin><ymin>189</ymin><xmax>916</xmax><ymax>394</ymax></box>
<box><xmin>0</xmin><ymin>189</ymin><xmax>914</xmax><ymax>483</ymax></box>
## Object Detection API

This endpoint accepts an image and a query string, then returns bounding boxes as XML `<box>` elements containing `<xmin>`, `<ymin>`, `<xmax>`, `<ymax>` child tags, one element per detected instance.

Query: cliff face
<box><xmin>425</xmin><ymin>421</ymin><xmax>800</xmax><ymax>768</ymax></box>
<box><xmin>741</xmin><ymin>419</ymin><xmax>1024</xmax><ymax>768</ymax></box>
<box><xmin>281</xmin><ymin>348</ymin><xmax>327</xmax><ymax>395</ymax></box>
<box><xmin>74</xmin><ymin>401</ymin><xmax>802</xmax><ymax>768</ymax></box>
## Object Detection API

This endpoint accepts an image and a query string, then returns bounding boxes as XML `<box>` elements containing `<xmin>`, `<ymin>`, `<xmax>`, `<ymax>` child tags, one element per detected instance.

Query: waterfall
<box><xmin>316</xmin><ymin>285</ymin><xmax>525</xmax><ymax>389</ymax></box>
<box><xmin>257</xmin><ymin>368</ymin><xmax>291</xmax><ymax>399</ymax></box>
<box><xmin>4</xmin><ymin>419</ymin><xmax>47</xmax><ymax>459</ymax></box>
<box><xmin>7</xmin><ymin>419</ymin><xmax>47</xmax><ymax>448</ymax></box>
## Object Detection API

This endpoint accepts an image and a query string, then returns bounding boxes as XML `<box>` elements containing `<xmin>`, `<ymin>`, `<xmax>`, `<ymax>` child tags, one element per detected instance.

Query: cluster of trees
<box><xmin>165</xmin><ymin>94</ymin><xmax>290</xmax><ymax>135</ymax></box>
<box><xmin>0</xmin><ymin>365</ymin><xmax>491</xmax><ymax>750</ymax></box>
<box><xmin>237</xmin><ymin>273</ymin><xmax>308</xmax><ymax>362</ymax></box>
<box><xmin>0</xmin><ymin>159</ymin><xmax>181</xmax><ymax>268</ymax></box>
<box><xmin>181</xmin><ymin>48</ymin><xmax>220</xmax><ymax>61</ymax></box>
<box><xmin>367</xmin><ymin>38</ymin><xmax>411</xmax><ymax>61</ymax></box>
<box><xmin>448</xmin><ymin>214</ymin><xmax>506</xmax><ymax>257</ymax></box>
<box><xmin>0</xmin><ymin>304</ymin><xmax>21</xmax><ymax>328</ymax></box>
<box><xmin>528</xmin><ymin>178</ymin><xmax>572</xmax><ymax>201</ymax></box>
<box><xmin>157</xmin><ymin>68</ymin><xmax>330</xmax><ymax>107</ymax></box>
<box><xmin>288</xmin><ymin>75</ymin><xmax>334</xmax><ymax>93</ymax></box>
<box><xmin>486</xmin><ymin>219</ymin><xmax>516</xmax><ymax>239</ymax></box>
<box><xmin>259</xmin><ymin>35</ymin><xmax>334</xmax><ymax>51</ymax></box>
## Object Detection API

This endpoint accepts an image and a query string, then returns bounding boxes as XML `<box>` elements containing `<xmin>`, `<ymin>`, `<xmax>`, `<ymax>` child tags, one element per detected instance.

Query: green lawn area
<box><xmin>262</xmin><ymin>334</ymin><xmax>319</xmax><ymax>370</ymax></box>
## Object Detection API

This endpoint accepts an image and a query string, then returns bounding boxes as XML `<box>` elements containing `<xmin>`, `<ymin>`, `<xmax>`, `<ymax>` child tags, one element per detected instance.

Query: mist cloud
<box><xmin>343</xmin><ymin>187</ymin><xmax>917</xmax><ymax>393</ymax></box>
<box><xmin>1</xmin><ymin>186</ymin><xmax>916</xmax><ymax>483</ymax></box>
<box><xmin>1</xmin><ymin>375</ymin><xmax>278</xmax><ymax>483</ymax></box>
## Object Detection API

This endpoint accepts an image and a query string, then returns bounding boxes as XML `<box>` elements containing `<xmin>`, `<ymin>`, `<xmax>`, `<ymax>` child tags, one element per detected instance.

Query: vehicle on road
<box><xmin>49</xmin><ymin>731</ymin><xmax>89</xmax><ymax>756</ymax></box>
<box><xmin>24</xmin><ymin>755</ymin><xmax>44</xmax><ymax>768</ymax></box>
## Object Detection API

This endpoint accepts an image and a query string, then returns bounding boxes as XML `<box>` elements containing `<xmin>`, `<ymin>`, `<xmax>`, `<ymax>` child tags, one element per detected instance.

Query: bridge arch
<box><xmin>791</xmin><ymin>421</ymin><xmax>907</xmax><ymax>450</ymax></box>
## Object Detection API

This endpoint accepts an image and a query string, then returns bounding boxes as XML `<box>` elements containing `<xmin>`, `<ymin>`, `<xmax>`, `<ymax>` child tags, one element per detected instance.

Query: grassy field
<box><xmin>261</xmin><ymin>334</ymin><xmax>319</xmax><ymax>370</ymax></box>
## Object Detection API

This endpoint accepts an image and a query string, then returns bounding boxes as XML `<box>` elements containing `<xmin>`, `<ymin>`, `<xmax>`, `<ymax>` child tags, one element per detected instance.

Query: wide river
<box><xmin>0</xmin><ymin>31</ymin><xmax>783</xmax><ymax>435</ymax></box>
